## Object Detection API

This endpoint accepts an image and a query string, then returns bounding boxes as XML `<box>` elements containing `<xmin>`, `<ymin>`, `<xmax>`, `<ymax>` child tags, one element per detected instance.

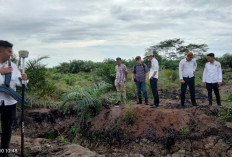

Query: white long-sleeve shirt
<box><xmin>203</xmin><ymin>61</ymin><xmax>222</xmax><ymax>83</ymax></box>
<box><xmin>179</xmin><ymin>59</ymin><xmax>197</xmax><ymax>80</ymax></box>
<box><xmin>0</xmin><ymin>61</ymin><xmax>22</xmax><ymax>106</ymax></box>
<box><xmin>149</xmin><ymin>58</ymin><xmax>159</xmax><ymax>79</ymax></box>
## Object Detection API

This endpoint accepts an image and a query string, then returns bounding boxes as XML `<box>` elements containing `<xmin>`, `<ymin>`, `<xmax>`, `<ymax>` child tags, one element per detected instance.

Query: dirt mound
<box><xmin>82</xmin><ymin>102</ymin><xmax>232</xmax><ymax>156</ymax></box>
<box><xmin>87</xmin><ymin>104</ymin><xmax>223</xmax><ymax>139</ymax></box>
<box><xmin>6</xmin><ymin>97</ymin><xmax>232</xmax><ymax>156</ymax></box>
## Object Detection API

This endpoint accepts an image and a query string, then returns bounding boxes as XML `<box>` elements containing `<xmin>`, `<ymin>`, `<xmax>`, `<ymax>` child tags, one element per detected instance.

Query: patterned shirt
<box><xmin>132</xmin><ymin>64</ymin><xmax>148</xmax><ymax>82</ymax></box>
<box><xmin>115</xmin><ymin>64</ymin><xmax>127</xmax><ymax>83</ymax></box>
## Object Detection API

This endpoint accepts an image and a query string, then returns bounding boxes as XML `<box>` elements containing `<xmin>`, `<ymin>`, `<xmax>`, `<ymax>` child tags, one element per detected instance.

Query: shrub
<box><xmin>227</xmin><ymin>92</ymin><xmax>232</xmax><ymax>102</ymax></box>
<box><xmin>162</xmin><ymin>69</ymin><xmax>178</xmax><ymax>82</ymax></box>
<box><xmin>123</xmin><ymin>108</ymin><xmax>138</xmax><ymax>126</ymax></box>
<box><xmin>221</xmin><ymin>53</ymin><xmax>232</xmax><ymax>68</ymax></box>
<box><xmin>197</xmin><ymin>55</ymin><xmax>208</xmax><ymax>67</ymax></box>
<box><xmin>162</xmin><ymin>59</ymin><xmax>179</xmax><ymax>70</ymax></box>
<box><xmin>26</xmin><ymin>56</ymin><xmax>59</xmax><ymax>97</ymax></box>
<box><xmin>56</xmin><ymin>60</ymin><xmax>96</xmax><ymax>73</ymax></box>
<box><xmin>218</xmin><ymin>104</ymin><xmax>232</xmax><ymax>122</ymax></box>
<box><xmin>126</xmin><ymin>82</ymin><xmax>137</xmax><ymax>100</ymax></box>
<box><xmin>61</xmin><ymin>82</ymin><xmax>111</xmax><ymax>116</ymax></box>
<box><xmin>97</xmin><ymin>62</ymin><xmax>116</xmax><ymax>85</ymax></box>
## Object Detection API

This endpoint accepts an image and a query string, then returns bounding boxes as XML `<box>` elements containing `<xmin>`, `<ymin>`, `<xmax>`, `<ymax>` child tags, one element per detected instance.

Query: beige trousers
<box><xmin>115</xmin><ymin>81</ymin><xmax>126</xmax><ymax>102</ymax></box>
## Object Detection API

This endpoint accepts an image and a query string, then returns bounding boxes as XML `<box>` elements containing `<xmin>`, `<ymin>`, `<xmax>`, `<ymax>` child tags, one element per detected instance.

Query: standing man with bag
<box><xmin>132</xmin><ymin>56</ymin><xmax>149</xmax><ymax>105</ymax></box>
<box><xmin>0</xmin><ymin>40</ymin><xmax>28</xmax><ymax>157</ymax></box>
<box><xmin>179</xmin><ymin>52</ymin><xmax>198</xmax><ymax>108</ymax></box>
<box><xmin>145</xmin><ymin>51</ymin><xmax>160</xmax><ymax>108</ymax></box>
<box><xmin>203</xmin><ymin>53</ymin><xmax>222</xmax><ymax>106</ymax></box>
<box><xmin>114</xmin><ymin>57</ymin><xmax>128</xmax><ymax>107</ymax></box>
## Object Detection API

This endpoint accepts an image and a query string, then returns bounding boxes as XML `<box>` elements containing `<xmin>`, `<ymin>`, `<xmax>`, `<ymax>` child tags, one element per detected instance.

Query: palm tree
<box><xmin>61</xmin><ymin>82</ymin><xmax>111</xmax><ymax>116</ymax></box>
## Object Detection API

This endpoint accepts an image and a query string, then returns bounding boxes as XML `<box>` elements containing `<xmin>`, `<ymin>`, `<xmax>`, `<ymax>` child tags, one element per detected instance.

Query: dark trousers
<box><xmin>181</xmin><ymin>77</ymin><xmax>196</xmax><ymax>106</ymax></box>
<box><xmin>136</xmin><ymin>81</ymin><xmax>148</xmax><ymax>99</ymax></box>
<box><xmin>0</xmin><ymin>103</ymin><xmax>16</xmax><ymax>156</ymax></box>
<box><xmin>206</xmin><ymin>83</ymin><xmax>221</xmax><ymax>105</ymax></box>
<box><xmin>150</xmin><ymin>78</ymin><xmax>159</xmax><ymax>105</ymax></box>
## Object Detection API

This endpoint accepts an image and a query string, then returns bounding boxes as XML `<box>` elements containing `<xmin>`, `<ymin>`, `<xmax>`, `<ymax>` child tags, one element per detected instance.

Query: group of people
<box><xmin>0</xmin><ymin>40</ymin><xmax>223</xmax><ymax>157</ymax></box>
<box><xmin>114</xmin><ymin>51</ymin><xmax>223</xmax><ymax>108</ymax></box>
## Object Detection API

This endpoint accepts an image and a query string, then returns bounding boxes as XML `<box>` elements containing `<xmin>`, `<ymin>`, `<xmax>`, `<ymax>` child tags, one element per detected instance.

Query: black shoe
<box><xmin>150</xmin><ymin>104</ymin><xmax>159</xmax><ymax>108</ymax></box>
<box><xmin>145</xmin><ymin>98</ymin><xmax>149</xmax><ymax>105</ymax></box>
<box><xmin>137</xmin><ymin>98</ymin><xmax>142</xmax><ymax>104</ymax></box>
<box><xmin>178</xmin><ymin>104</ymin><xmax>185</xmax><ymax>109</ymax></box>
<box><xmin>102</xmin><ymin>103</ymin><xmax>110</xmax><ymax>109</ymax></box>
<box><xmin>192</xmin><ymin>103</ymin><xmax>198</xmax><ymax>106</ymax></box>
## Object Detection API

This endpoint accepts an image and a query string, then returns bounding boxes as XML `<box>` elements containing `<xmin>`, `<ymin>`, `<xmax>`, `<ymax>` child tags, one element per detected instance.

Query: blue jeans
<box><xmin>136</xmin><ymin>81</ymin><xmax>148</xmax><ymax>99</ymax></box>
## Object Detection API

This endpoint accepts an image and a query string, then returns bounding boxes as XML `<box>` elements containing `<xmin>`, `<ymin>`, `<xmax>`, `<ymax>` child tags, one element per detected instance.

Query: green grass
<box><xmin>123</xmin><ymin>107</ymin><xmax>138</xmax><ymax>126</ymax></box>
<box><xmin>180</xmin><ymin>128</ymin><xmax>189</xmax><ymax>135</ymax></box>
<box><xmin>45</xmin><ymin>131</ymin><xmax>57</xmax><ymax>140</ymax></box>
<box><xmin>227</xmin><ymin>92</ymin><xmax>232</xmax><ymax>101</ymax></box>
<box><xmin>218</xmin><ymin>103</ymin><xmax>232</xmax><ymax>122</ymax></box>
<box><xmin>25</xmin><ymin>145</ymin><xmax>31</xmax><ymax>150</ymax></box>
<box><xmin>24</xmin><ymin>66</ymin><xmax>231</xmax><ymax>110</ymax></box>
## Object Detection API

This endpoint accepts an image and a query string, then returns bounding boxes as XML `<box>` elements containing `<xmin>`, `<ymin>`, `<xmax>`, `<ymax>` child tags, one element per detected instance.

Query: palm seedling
<box><xmin>61</xmin><ymin>81</ymin><xmax>111</xmax><ymax>116</ymax></box>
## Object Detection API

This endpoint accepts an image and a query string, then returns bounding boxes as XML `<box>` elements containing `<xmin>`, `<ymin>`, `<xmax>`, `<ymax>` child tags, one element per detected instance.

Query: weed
<box><xmin>180</xmin><ymin>128</ymin><xmax>189</xmax><ymax>135</ymax></box>
<box><xmin>123</xmin><ymin>108</ymin><xmax>138</xmax><ymax>126</ymax></box>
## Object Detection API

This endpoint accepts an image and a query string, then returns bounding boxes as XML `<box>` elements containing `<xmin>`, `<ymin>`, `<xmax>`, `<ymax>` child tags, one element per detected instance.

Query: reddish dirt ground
<box><xmin>1</xmin><ymin>84</ymin><xmax>232</xmax><ymax>156</ymax></box>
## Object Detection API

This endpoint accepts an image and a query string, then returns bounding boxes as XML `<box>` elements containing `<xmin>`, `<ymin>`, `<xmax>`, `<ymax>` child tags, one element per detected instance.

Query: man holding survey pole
<box><xmin>0</xmin><ymin>40</ymin><xmax>28</xmax><ymax>157</ymax></box>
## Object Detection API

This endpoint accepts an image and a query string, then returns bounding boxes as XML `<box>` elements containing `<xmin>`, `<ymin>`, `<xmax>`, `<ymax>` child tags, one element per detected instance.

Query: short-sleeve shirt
<box><xmin>115</xmin><ymin>64</ymin><xmax>127</xmax><ymax>83</ymax></box>
<box><xmin>132</xmin><ymin>64</ymin><xmax>148</xmax><ymax>82</ymax></box>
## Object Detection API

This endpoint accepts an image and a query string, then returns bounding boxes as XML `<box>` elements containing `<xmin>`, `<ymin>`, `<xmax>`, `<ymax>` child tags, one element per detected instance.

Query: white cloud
<box><xmin>0</xmin><ymin>0</ymin><xmax>231</xmax><ymax>67</ymax></box>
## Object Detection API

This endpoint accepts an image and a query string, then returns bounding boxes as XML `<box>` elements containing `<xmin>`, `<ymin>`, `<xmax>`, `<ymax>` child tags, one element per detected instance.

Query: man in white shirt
<box><xmin>145</xmin><ymin>51</ymin><xmax>159</xmax><ymax>108</ymax></box>
<box><xmin>203</xmin><ymin>53</ymin><xmax>222</xmax><ymax>106</ymax></box>
<box><xmin>0</xmin><ymin>40</ymin><xmax>27</xmax><ymax>157</ymax></box>
<box><xmin>179</xmin><ymin>52</ymin><xmax>198</xmax><ymax>108</ymax></box>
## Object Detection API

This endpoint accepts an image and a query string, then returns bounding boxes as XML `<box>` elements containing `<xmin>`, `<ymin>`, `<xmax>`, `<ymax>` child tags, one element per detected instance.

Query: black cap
<box><xmin>135</xmin><ymin>56</ymin><xmax>141</xmax><ymax>61</ymax></box>
<box><xmin>207</xmin><ymin>53</ymin><xmax>215</xmax><ymax>58</ymax></box>
<box><xmin>116</xmin><ymin>57</ymin><xmax>121</xmax><ymax>61</ymax></box>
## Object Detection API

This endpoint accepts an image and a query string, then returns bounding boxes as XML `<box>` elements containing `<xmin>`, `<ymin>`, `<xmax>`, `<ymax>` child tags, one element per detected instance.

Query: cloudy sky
<box><xmin>1</xmin><ymin>0</ymin><xmax>231</xmax><ymax>67</ymax></box>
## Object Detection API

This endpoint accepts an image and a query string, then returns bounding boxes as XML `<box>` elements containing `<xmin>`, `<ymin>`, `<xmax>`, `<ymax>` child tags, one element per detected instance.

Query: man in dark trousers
<box><xmin>0</xmin><ymin>40</ymin><xmax>27</xmax><ymax>157</ymax></box>
<box><xmin>132</xmin><ymin>56</ymin><xmax>149</xmax><ymax>105</ymax></box>
<box><xmin>179</xmin><ymin>52</ymin><xmax>198</xmax><ymax>108</ymax></box>
<box><xmin>145</xmin><ymin>51</ymin><xmax>160</xmax><ymax>108</ymax></box>
<box><xmin>203</xmin><ymin>53</ymin><xmax>222</xmax><ymax>106</ymax></box>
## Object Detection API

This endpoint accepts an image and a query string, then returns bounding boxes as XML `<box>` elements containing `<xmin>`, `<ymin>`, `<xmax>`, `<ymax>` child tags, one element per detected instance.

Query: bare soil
<box><xmin>3</xmin><ymin>84</ymin><xmax>232</xmax><ymax>156</ymax></box>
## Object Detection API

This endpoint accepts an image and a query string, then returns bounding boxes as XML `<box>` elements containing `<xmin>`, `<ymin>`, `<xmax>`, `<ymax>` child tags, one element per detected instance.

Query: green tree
<box><xmin>148</xmin><ymin>38</ymin><xmax>208</xmax><ymax>60</ymax></box>
<box><xmin>221</xmin><ymin>53</ymin><xmax>232</xmax><ymax>68</ymax></box>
